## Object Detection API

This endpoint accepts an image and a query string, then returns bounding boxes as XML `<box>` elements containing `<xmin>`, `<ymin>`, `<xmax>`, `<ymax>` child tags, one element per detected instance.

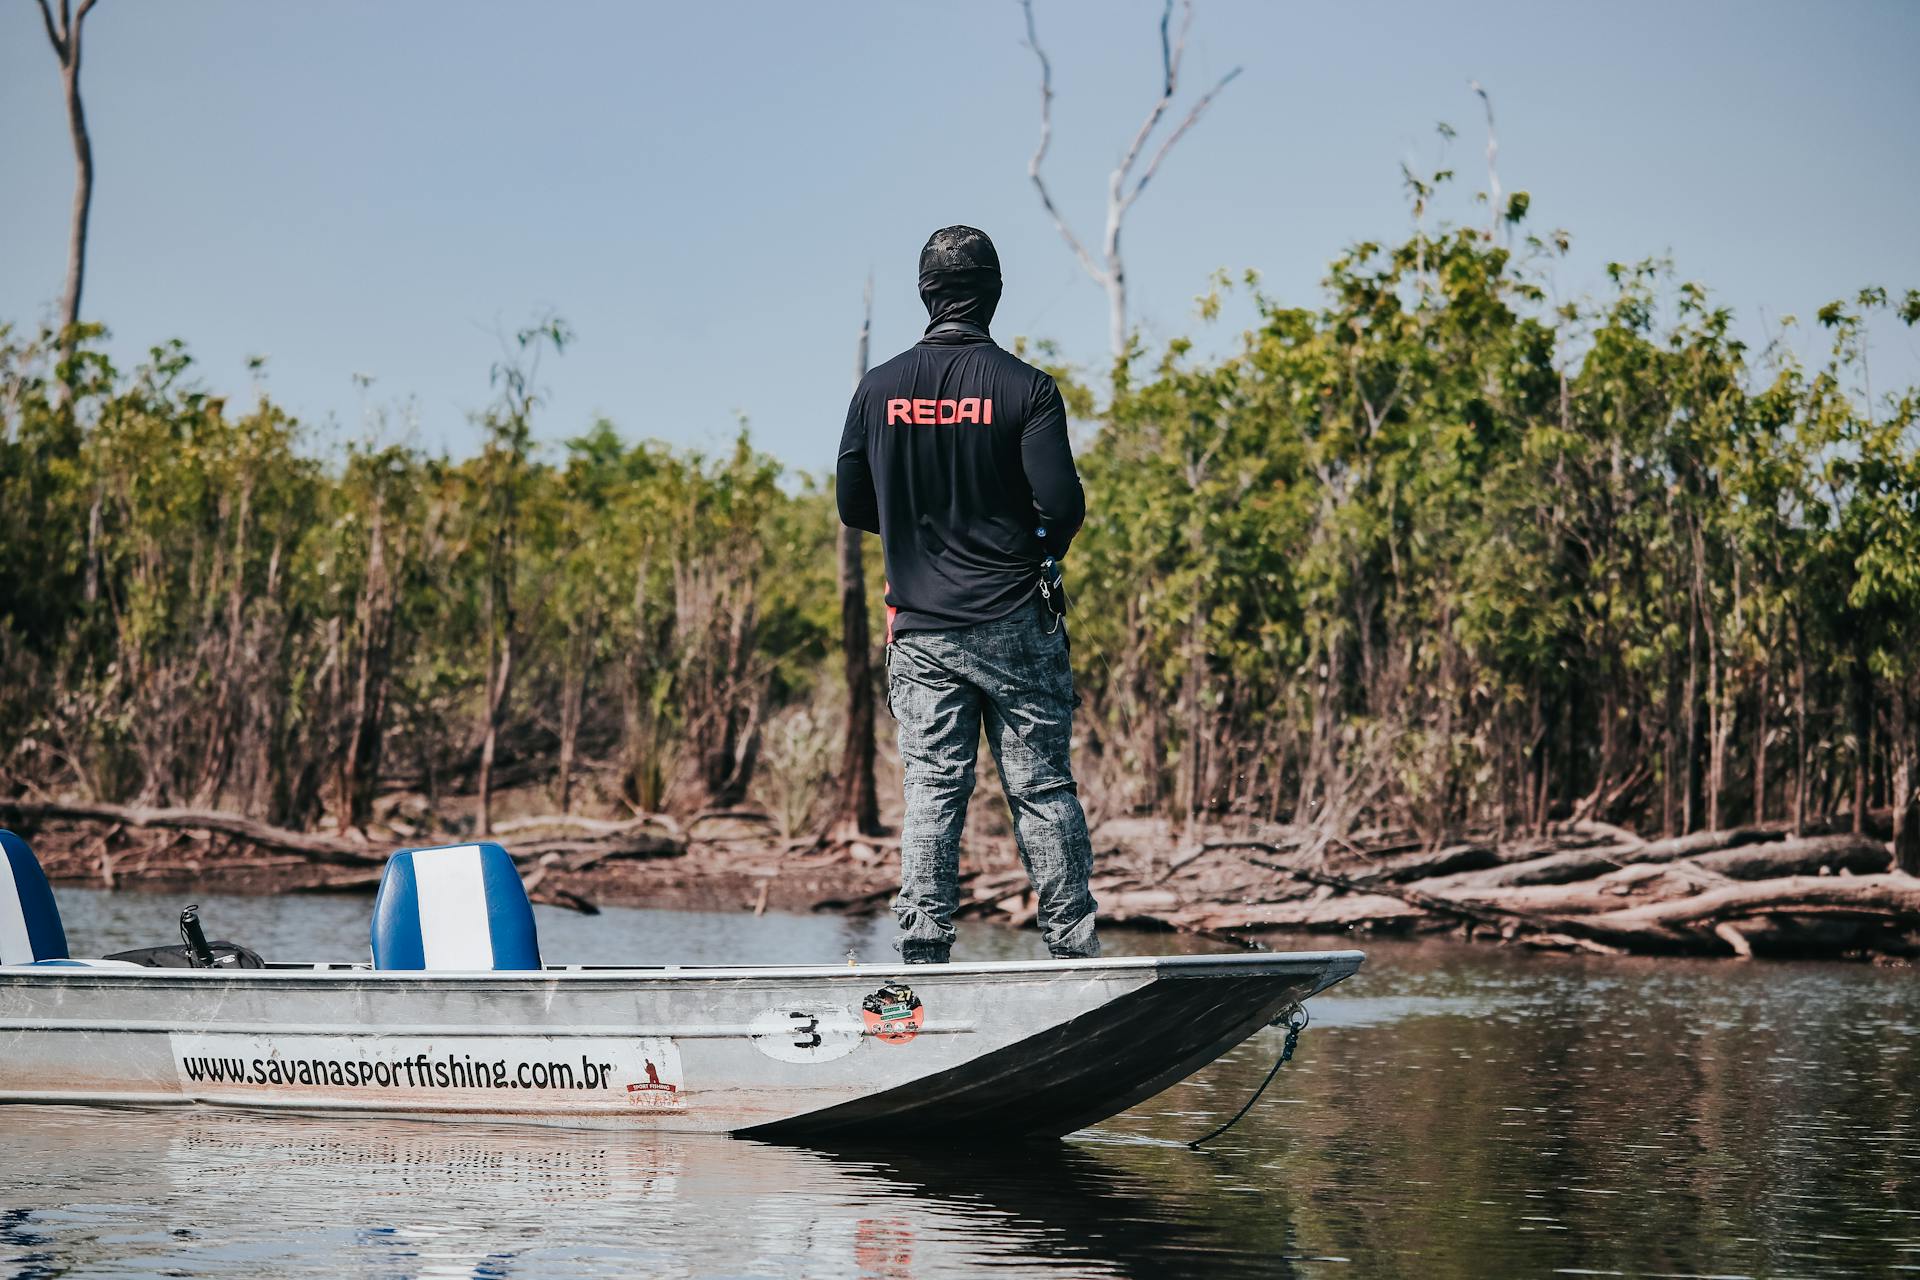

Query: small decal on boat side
<box><xmin>168</xmin><ymin>1033</ymin><xmax>686</xmax><ymax>1112</ymax></box>
<box><xmin>748</xmin><ymin>1004</ymin><xmax>863</xmax><ymax>1063</ymax></box>
<box><xmin>623</xmin><ymin>1050</ymin><xmax>684</xmax><ymax>1110</ymax></box>
<box><xmin>861</xmin><ymin>983</ymin><xmax>924</xmax><ymax>1045</ymax></box>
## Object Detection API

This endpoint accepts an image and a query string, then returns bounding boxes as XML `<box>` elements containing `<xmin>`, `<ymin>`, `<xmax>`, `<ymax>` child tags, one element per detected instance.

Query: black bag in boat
<box><xmin>104</xmin><ymin>941</ymin><xmax>264</xmax><ymax>969</ymax></box>
<box><xmin>102</xmin><ymin>903</ymin><xmax>264</xmax><ymax>968</ymax></box>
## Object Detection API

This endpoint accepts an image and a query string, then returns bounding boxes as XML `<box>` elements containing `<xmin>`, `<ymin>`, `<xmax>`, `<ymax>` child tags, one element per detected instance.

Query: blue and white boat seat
<box><xmin>1</xmin><ymin>829</ymin><xmax>70</xmax><ymax>965</ymax></box>
<box><xmin>1</xmin><ymin>829</ymin><xmax>139</xmax><ymax>968</ymax></box>
<box><xmin>370</xmin><ymin>842</ymin><xmax>541</xmax><ymax>971</ymax></box>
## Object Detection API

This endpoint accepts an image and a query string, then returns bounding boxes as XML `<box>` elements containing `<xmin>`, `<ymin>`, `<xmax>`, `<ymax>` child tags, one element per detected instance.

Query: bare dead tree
<box><xmin>676</xmin><ymin>552</ymin><xmax>764</xmax><ymax>809</ymax></box>
<box><xmin>476</xmin><ymin>500</ymin><xmax>517</xmax><ymax>838</ymax></box>
<box><xmin>1470</xmin><ymin>80</ymin><xmax>1502</xmax><ymax>244</ymax></box>
<box><xmin>827</xmin><ymin>274</ymin><xmax>882</xmax><ymax>838</ymax></box>
<box><xmin>555</xmin><ymin>624</ymin><xmax>591</xmax><ymax>815</ymax></box>
<box><xmin>34</xmin><ymin>0</ymin><xmax>100</xmax><ymax>386</ymax></box>
<box><xmin>1019</xmin><ymin>0</ymin><xmax>1242</xmax><ymax>365</ymax></box>
<box><xmin>476</xmin><ymin>317</ymin><xmax>569</xmax><ymax>835</ymax></box>
<box><xmin>338</xmin><ymin>505</ymin><xmax>398</xmax><ymax>834</ymax></box>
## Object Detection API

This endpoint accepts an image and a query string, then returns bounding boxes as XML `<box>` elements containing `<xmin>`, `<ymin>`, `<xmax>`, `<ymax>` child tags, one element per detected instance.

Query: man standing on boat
<box><xmin>836</xmin><ymin>226</ymin><xmax>1099</xmax><ymax>965</ymax></box>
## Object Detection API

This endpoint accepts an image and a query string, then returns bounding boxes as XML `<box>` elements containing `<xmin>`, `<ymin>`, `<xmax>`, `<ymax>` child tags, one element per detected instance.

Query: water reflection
<box><xmin>6</xmin><ymin>1107</ymin><xmax>1249</xmax><ymax>1278</ymax></box>
<box><xmin>5</xmin><ymin>892</ymin><xmax>1916</xmax><ymax>1277</ymax></box>
<box><xmin>1095</xmin><ymin>940</ymin><xmax>1920</xmax><ymax>1279</ymax></box>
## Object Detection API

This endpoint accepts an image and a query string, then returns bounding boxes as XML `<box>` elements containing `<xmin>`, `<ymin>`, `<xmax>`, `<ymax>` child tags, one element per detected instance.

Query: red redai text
<box><xmin>885</xmin><ymin>397</ymin><xmax>994</xmax><ymax>426</ymax></box>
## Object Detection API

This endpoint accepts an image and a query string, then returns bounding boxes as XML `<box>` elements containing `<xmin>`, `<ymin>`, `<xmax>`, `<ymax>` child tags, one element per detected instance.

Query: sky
<box><xmin>4</xmin><ymin>0</ymin><xmax>1918</xmax><ymax>474</ymax></box>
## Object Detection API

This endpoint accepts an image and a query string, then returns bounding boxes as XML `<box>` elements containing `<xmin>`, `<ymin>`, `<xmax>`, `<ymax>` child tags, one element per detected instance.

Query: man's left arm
<box><xmin>1021</xmin><ymin>375</ymin><xmax>1085</xmax><ymax>557</ymax></box>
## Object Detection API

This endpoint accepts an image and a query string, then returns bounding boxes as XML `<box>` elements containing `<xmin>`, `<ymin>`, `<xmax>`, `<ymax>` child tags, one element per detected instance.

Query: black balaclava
<box><xmin>918</xmin><ymin>225</ymin><xmax>1002</xmax><ymax>333</ymax></box>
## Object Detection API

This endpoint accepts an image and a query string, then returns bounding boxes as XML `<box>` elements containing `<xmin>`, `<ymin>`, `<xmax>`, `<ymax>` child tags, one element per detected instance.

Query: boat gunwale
<box><xmin>0</xmin><ymin>949</ymin><xmax>1365</xmax><ymax>988</ymax></box>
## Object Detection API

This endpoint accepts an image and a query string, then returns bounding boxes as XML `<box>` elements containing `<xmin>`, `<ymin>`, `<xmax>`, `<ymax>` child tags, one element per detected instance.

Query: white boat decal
<box><xmin>747</xmin><ymin>1003</ymin><xmax>864</xmax><ymax>1063</ymax></box>
<box><xmin>169</xmin><ymin>1033</ymin><xmax>686</xmax><ymax>1111</ymax></box>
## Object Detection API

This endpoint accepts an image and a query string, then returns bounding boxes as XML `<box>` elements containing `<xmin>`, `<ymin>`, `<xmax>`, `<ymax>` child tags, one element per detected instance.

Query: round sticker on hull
<box><xmin>861</xmin><ymin>983</ymin><xmax>924</xmax><ymax>1045</ymax></box>
<box><xmin>748</xmin><ymin>1004</ymin><xmax>863</xmax><ymax>1063</ymax></box>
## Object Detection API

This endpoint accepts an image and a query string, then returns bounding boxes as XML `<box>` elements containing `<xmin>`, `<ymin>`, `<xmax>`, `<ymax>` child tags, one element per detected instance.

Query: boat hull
<box><xmin>0</xmin><ymin>951</ymin><xmax>1362</xmax><ymax>1137</ymax></box>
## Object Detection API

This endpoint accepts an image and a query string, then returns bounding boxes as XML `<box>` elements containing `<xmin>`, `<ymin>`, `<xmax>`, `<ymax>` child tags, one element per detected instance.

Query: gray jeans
<box><xmin>885</xmin><ymin>596</ymin><xmax>1099</xmax><ymax>963</ymax></box>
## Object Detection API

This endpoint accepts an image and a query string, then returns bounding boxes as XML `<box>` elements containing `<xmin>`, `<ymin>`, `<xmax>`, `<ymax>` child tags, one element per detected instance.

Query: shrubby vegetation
<box><xmin>1065</xmin><ymin>201</ymin><xmax>1920</xmax><ymax>863</ymax></box>
<box><xmin>2</xmin><ymin>192</ymin><xmax>1916</xmax><ymax>861</ymax></box>
<box><xmin>0</xmin><ymin>323</ymin><xmax>835</xmax><ymax>835</ymax></box>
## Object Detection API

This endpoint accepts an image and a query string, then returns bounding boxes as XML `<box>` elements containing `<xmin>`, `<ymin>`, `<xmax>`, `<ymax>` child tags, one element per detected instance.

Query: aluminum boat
<box><xmin>0</xmin><ymin>832</ymin><xmax>1362</xmax><ymax>1138</ymax></box>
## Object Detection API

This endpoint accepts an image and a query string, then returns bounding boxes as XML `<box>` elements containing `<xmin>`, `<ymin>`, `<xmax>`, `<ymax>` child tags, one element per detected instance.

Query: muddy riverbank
<box><xmin>11</xmin><ymin>802</ymin><xmax>1918</xmax><ymax>963</ymax></box>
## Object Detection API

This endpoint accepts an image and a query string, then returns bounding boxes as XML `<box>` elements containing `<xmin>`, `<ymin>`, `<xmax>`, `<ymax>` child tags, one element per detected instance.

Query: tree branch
<box><xmin>1170</xmin><ymin>0</ymin><xmax>1195</xmax><ymax>86</ymax></box>
<box><xmin>1115</xmin><ymin>0</ymin><xmax>1187</xmax><ymax>193</ymax></box>
<box><xmin>1</xmin><ymin>799</ymin><xmax>385</xmax><ymax>866</ymax></box>
<box><xmin>35</xmin><ymin>0</ymin><xmax>66</xmax><ymax>60</ymax></box>
<box><xmin>1018</xmin><ymin>0</ymin><xmax>1106</xmax><ymax>286</ymax></box>
<box><xmin>0</xmin><ymin>798</ymin><xmax>686</xmax><ymax>870</ymax></box>
<box><xmin>1123</xmin><ymin>65</ymin><xmax>1242</xmax><ymax>212</ymax></box>
<box><xmin>1471</xmin><ymin>79</ymin><xmax>1501</xmax><ymax>242</ymax></box>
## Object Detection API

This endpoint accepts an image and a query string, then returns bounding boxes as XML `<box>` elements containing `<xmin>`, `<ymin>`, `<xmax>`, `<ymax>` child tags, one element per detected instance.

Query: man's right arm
<box><xmin>836</xmin><ymin>388</ymin><xmax>881</xmax><ymax>534</ymax></box>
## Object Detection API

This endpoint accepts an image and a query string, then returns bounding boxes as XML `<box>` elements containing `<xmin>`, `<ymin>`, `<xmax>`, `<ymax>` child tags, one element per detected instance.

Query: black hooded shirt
<box><xmin>836</xmin><ymin>227</ymin><xmax>1086</xmax><ymax>638</ymax></box>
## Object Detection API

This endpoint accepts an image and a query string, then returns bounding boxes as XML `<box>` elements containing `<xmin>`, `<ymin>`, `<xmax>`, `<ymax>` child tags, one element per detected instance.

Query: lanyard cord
<box><xmin>1188</xmin><ymin>1002</ymin><xmax>1310</xmax><ymax>1149</ymax></box>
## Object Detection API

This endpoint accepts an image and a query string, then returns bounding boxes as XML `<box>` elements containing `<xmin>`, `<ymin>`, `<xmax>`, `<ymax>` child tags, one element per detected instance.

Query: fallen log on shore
<box><xmin>1429</xmin><ymin>846</ymin><xmax>1637</xmax><ymax>889</ymax></box>
<box><xmin>0</xmin><ymin>800</ymin><xmax>386</xmax><ymax>866</ymax></box>
<box><xmin>1588</xmin><ymin>874</ymin><xmax>1920</xmax><ymax>933</ymax></box>
<box><xmin>1229</xmin><ymin>849</ymin><xmax>1638</xmax><ymax>953</ymax></box>
<box><xmin>1177</xmin><ymin>830</ymin><xmax>1916</xmax><ymax>959</ymax></box>
<box><xmin>1</xmin><ymin>798</ymin><xmax>685</xmax><ymax>874</ymax></box>
<box><xmin>1687</xmin><ymin>834</ymin><xmax>1889</xmax><ymax>879</ymax></box>
<box><xmin>492</xmin><ymin>811</ymin><xmax>685</xmax><ymax>839</ymax></box>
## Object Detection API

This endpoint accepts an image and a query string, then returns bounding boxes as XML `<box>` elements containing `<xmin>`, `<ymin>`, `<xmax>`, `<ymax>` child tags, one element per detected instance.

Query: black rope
<box><xmin>1188</xmin><ymin>1003</ymin><xmax>1309</xmax><ymax>1150</ymax></box>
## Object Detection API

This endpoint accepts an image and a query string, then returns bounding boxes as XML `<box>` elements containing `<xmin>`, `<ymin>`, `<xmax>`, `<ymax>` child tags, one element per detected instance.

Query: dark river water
<box><xmin>5</xmin><ymin>888</ymin><xmax>1916</xmax><ymax>1278</ymax></box>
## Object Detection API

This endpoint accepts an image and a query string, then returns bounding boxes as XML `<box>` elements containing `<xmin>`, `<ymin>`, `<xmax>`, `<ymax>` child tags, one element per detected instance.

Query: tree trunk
<box><xmin>59</xmin><ymin>60</ymin><xmax>93</xmax><ymax>347</ymax></box>
<box><xmin>1851</xmin><ymin>648</ymin><xmax>1872</xmax><ymax>835</ymax></box>
<box><xmin>679</xmin><ymin>556</ymin><xmax>764</xmax><ymax>810</ymax></box>
<box><xmin>1793</xmin><ymin>612</ymin><xmax>1809</xmax><ymax>834</ymax></box>
<box><xmin>556</xmin><ymin>628</ymin><xmax>589</xmax><ymax>815</ymax></box>
<box><xmin>82</xmin><ymin>484</ymin><xmax>102</xmax><ymax>602</ymax></box>
<box><xmin>38</xmin><ymin>0</ymin><xmax>98</xmax><ymax>392</ymax></box>
<box><xmin>1104</xmin><ymin>265</ymin><xmax>1127</xmax><ymax>365</ymax></box>
<box><xmin>1707</xmin><ymin>650</ymin><xmax>1726</xmax><ymax>833</ymax></box>
<box><xmin>340</xmin><ymin>509</ymin><xmax>396</xmax><ymax>832</ymax></box>
<box><xmin>478</xmin><ymin>631</ymin><xmax>513</xmax><ymax>837</ymax></box>
<box><xmin>620</xmin><ymin>553</ymin><xmax>666</xmax><ymax>812</ymax></box>
<box><xmin>1683</xmin><ymin>590</ymin><xmax>1703</xmax><ymax>834</ymax></box>
<box><xmin>832</xmin><ymin>523</ymin><xmax>881</xmax><ymax>836</ymax></box>
<box><xmin>1893</xmin><ymin>679</ymin><xmax>1920</xmax><ymax>875</ymax></box>
<box><xmin>1532</xmin><ymin>695</ymin><xmax>1551</xmax><ymax>833</ymax></box>
<box><xmin>1661</xmin><ymin>643</ymin><xmax>1679</xmax><ymax>837</ymax></box>
<box><xmin>1126</xmin><ymin>593</ymin><xmax>1162</xmax><ymax>811</ymax></box>
<box><xmin>1177</xmin><ymin>573</ymin><xmax>1205</xmax><ymax>834</ymax></box>
<box><xmin>828</xmin><ymin>277</ymin><xmax>881</xmax><ymax>838</ymax></box>
<box><xmin>193</xmin><ymin>480</ymin><xmax>253</xmax><ymax>808</ymax></box>
<box><xmin>1753</xmin><ymin>661</ymin><xmax>1769</xmax><ymax>825</ymax></box>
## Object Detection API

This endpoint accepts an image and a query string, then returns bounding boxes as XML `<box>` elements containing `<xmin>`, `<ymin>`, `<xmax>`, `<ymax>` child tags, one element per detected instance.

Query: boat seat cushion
<box><xmin>1</xmin><ymin>830</ymin><xmax>70</xmax><ymax>966</ymax></box>
<box><xmin>370</xmin><ymin>842</ymin><xmax>541</xmax><ymax>971</ymax></box>
<box><xmin>27</xmin><ymin>958</ymin><xmax>144</xmax><ymax>969</ymax></box>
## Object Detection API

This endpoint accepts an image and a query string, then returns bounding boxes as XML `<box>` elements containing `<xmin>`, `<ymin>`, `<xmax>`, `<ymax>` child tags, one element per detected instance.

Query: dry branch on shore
<box><xmin>2</xmin><ymin>798</ymin><xmax>686</xmax><ymax>913</ymax></box>
<box><xmin>0</xmin><ymin>800</ymin><xmax>385</xmax><ymax>865</ymax></box>
<box><xmin>1135</xmin><ymin>824</ymin><xmax>1919</xmax><ymax>959</ymax></box>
